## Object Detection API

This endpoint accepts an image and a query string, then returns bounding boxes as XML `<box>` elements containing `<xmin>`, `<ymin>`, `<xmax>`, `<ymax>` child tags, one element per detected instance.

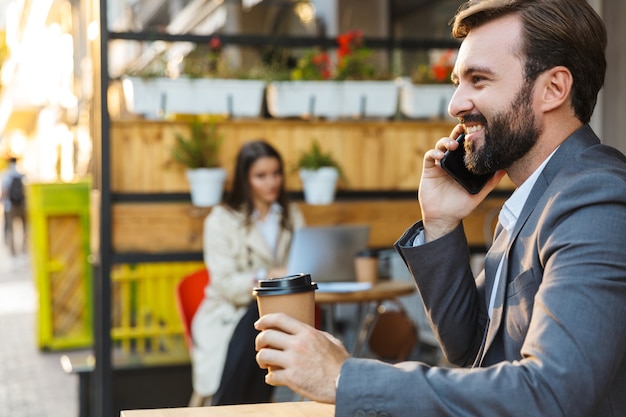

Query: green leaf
<box><xmin>171</xmin><ymin>118</ymin><xmax>224</xmax><ymax>169</ymax></box>
<box><xmin>297</xmin><ymin>140</ymin><xmax>344</xmax><ymax>180</ymax></box>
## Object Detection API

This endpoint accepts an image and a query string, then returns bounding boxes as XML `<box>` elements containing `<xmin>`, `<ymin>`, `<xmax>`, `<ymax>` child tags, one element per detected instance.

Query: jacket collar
<box><xmin>243</xmin><ymin>210</ymin><xmax>294</xmax><ymax>266</ymax></box>
<box><xmin>481</xmin><ymin>124</ymin><xmax>600</xmax><ymax>359</ymax></box>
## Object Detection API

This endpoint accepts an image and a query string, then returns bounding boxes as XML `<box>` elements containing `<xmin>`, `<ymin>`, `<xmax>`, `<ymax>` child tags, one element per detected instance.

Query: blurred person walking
<box><xmin>1</xmin><ymin>157</ymin><xmax>27</xmax><ymax>256</ymax></box>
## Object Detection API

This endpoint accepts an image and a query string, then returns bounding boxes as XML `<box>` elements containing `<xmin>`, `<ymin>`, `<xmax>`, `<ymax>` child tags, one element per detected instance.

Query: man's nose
<box><xmin>448</xmin><ymin>86</ymin><xmax>472</xmax><ymax>119</ymax></box>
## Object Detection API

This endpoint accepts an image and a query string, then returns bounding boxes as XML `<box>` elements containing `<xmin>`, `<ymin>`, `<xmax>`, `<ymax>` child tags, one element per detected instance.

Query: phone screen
<box><xmin>440</xmin><ymin>134</ymin><xmax>494</xmax><ymax>194</ymax></box>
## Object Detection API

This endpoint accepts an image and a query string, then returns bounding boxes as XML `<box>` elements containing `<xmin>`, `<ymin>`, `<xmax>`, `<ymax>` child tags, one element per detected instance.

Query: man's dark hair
<box><xmin>451</xmin><ymin>0</ymin><xmax>607</xmax><ymax>124</ymax></box>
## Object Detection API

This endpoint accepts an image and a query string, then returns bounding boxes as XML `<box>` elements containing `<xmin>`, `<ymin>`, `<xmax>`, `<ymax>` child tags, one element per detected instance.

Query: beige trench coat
<box><xmin>191</xmin><ymin>203</ymin><xmax>305</xmax><ymax>396</ymax></box>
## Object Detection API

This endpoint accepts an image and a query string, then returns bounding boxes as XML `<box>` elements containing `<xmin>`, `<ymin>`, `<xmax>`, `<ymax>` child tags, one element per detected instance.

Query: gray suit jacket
<box><xmin>336</xmin><ymin>125</ymin><xmax>626</xmax><ymax>417</ymax></box>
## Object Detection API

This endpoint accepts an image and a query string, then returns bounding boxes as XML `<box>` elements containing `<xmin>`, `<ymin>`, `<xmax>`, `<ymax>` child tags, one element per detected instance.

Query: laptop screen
<box><xmin>286</xmin><ymin>225</ymin><xmax>370</xmax><ymax>283</ymax></box>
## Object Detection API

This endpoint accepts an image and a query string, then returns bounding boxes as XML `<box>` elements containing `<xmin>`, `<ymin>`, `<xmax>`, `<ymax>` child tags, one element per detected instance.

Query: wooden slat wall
<box><xmin>112</xmin><ymin>198</ymin><xmax>504</xmax><ymax>253</ymax></box>
<box><xmin>110</xmin><ymin>119</ymin><xmax>461</xmax><ymax>192</ymax></box>
<box><xmin>110</xmin><ymin>119</ymin><xmax>512</xmax><ymax>255</ymax></box>
<box><xmin>113</xmin><ymin>203</ymin><xmax>210</xmax><ymax>253</ymax></box>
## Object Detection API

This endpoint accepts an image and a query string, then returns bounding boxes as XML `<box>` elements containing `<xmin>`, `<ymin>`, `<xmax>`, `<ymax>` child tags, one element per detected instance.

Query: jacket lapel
<box><xmin>275</xmin><ymin>228</ymin><xmax>294</xmax><ymax>266</ymax></box>
<box><xmin>480</xmin><ymin>125</ymin><xmax>600</xmax><ymax>360</ymax></box>
<box><xmin>246</xmin><ymin>225</ymin><xmax>274</xmax><ymax>265</ymax></box>
<box><xmin>245</xmin><ymin>223</ymin><xmax>295</xmax><ymax>267</ymax></box>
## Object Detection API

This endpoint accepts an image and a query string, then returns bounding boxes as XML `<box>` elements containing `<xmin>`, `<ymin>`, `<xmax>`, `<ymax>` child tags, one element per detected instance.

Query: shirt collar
<box><xmin>499</xmin><ymin>148</ymin><xmax>558</xmax><ymax>234</ymax></box>
<box><xmin>252</xmin><ymin>202</ymin><xmax>283</xmax><ymax>221</ymax></box>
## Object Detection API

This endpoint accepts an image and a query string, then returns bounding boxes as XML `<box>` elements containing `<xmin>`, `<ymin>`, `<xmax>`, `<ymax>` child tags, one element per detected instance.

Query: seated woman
<box><xmin>191</xmin><ymin>139</ymin><xmax>305</xmax><ymax>405</ymax></box>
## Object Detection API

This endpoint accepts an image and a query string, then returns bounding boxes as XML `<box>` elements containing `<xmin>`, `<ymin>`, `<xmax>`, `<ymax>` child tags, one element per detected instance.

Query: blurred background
<box><xmin>0</xmin><ymin>1</ymin><xmax>624</xmax><ymax>417</ymax></box>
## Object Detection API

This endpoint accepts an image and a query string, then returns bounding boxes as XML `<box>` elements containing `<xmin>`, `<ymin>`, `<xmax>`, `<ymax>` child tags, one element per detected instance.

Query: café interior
<box><xmin>0</xmin><ymin>0</ymin><xmax>625</xmax><ymax>416</ymax></box>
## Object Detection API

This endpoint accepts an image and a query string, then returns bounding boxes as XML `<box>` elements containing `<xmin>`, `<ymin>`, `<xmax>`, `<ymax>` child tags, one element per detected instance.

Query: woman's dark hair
<box><xmin>225</xmin><ymin>140</ymin><xmax>291</xmax><ymax>229</ymax></box>
<box><xmin>451</xmin><ymin>0</ymin><xmax>606</xmax><ymax>124</ymax></box>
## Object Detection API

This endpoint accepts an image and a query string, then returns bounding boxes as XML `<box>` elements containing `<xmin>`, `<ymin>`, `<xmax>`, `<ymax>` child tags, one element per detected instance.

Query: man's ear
<box><xmin>539</xmin><ymin>66</ymin><xmax>573</xmax><ymax>113</ymax></box>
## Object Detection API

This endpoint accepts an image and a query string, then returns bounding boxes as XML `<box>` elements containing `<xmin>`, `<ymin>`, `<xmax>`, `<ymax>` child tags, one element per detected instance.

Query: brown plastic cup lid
<box><xmin>253</xmin><ymin>273</ymin><xmax>318</xmax><ymax>296</ymax></box>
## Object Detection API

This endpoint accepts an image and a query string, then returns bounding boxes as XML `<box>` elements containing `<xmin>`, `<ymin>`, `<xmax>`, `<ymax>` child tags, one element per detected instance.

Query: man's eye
<box><xmin>472</xmin><ymin>75</ymin><xmax>486</xmax><ymax>84</ymax></box>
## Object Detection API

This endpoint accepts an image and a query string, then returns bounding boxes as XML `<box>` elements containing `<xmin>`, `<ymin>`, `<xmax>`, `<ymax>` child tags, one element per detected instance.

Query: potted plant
<box><xmin>266</xmin><ymin>30</ymin><xmax>398</xmax><ymax>119</ymax></box>
<box><xmin>266</xmin><ymin>48</ymin><xmax>339</xmax><ymax>119</ymax></box>
<box><xmin>399</xmin><ymin>49</ymin><xmax>457</xmax><ymax>120</ymax></box>
<box><xmin>173</xmin><ymin>36</ymin><xmax>266</xmax><ymax>117</ymax></box>
<box><xmin>122</xmin><ymin>37</ymin><xmax>266</xmax><ymax>118</ymax></box>
<box><xmin>121</xmin><ymin>53</ymin><xmax>170</xmax><ymax>118</ymax></box>
<box><xmin>172</xmin><ymin>117</ymin><xmax>227</xmax><ymax>207</ymax></box>
<box><xmin>297</xmin><ymin>140</ymin><xmax>344</xmax><ymax>205</ymax></box>
<box><xmin>335</xmin><ymin>30</ymin><xmax>398</xmax><ymax>119</ymax></box>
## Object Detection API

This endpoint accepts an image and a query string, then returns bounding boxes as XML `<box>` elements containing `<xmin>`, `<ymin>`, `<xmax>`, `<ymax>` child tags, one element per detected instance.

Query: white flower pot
<box><xmin>121</xmin><ymin>77</ymin><xmax>165</xmax><ymax>118</ymax></box>
<box><xmin>338</xmin><ymin>80</ymin><xmax>399</xmax><ymax>118</ymax></box>
<box><xmin>122</xmin><ymin>76</ymin><xmax>266</xmax><ymax>118</ymax></box>
<box><xmin>399</xmin><ymin>78</ymin><xmax>456</xmax><ymax>120</ymax></box>
<box><xmin>299</xmin><ymin>167</ymin><xmax>339</xmax><ymax>205</ymax></box>
<box><xmin>267</xmin><ymin>80</ymin><xmax>399</xmax><ymax>119</ymax></box>
<box><xmin>266</xmin><ymin>81</ymin><xmax>340</xmax><ymax>118</ymax></box>
<box><xmin>186</xmin><ymin>168</ymin><xmax>227</xmax><ymax>207</ymax></box>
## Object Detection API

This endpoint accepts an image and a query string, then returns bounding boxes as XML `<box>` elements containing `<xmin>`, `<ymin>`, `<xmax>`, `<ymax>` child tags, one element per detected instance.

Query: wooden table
<box><xmin>314</xmin><ymin>280</ymin><xmax>416</xmax><ymax>356</ymax></box>
<box><xmin>120</xmin><ymin>401</ymin><xmax>334</xmax><ymax>417</ymax></box>
<box><xmin>315</xmin><ymin>280</ymin><xmax>416</xmax><ymax>304</ymax></box>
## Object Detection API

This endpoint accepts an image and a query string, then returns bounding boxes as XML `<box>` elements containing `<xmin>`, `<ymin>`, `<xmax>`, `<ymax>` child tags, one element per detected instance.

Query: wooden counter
<box><xmin>315</xmin><ymin>280</ymin><xmax>415</xmax><ymax>304</ymax></box>
<box><xmin>120</xmin><ymin>402</ymin><xmax>334</xmax><ymax>417</ymax></box>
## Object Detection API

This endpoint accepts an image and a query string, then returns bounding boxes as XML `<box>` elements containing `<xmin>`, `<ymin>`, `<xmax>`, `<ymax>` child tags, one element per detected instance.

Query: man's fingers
<box><xmin>255</xmin><ymin>327</ymin><xmax>290</xmax><ymax>351</ymax></box>
<box><xmin>256</xmin><ymin>346</ymin><xmax>283</xmax><ymax>370</ymax></box>
<box><xmin>254</xmin><ymin>312</ymin><xmax>310</xmax><ymax>334</ymax></box>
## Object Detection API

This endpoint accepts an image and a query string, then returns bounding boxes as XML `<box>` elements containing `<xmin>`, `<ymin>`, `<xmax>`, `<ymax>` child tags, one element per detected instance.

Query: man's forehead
<box><xmin>455</xmin><ymin>15</ymin><xmax>524</xmax><ymax>70</ymax></box>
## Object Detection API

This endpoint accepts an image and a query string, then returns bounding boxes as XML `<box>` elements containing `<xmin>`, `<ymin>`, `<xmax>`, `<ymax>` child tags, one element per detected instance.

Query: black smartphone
<box><xmin>440</xmin><ymin>134</ymin><xmax>494</xmax><ymax>194</ymax></box>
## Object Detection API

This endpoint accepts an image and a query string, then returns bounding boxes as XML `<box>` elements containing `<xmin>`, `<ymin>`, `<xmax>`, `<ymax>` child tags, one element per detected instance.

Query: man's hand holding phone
<box><xmin>419</xmin><ymin>126</ymin><xmax>505</xmax><ymax>243</ymax></box>
<box><xmin>441</xmin><ymin>133</ymin><xmax>494</xmax><ymax>194</ymax></box>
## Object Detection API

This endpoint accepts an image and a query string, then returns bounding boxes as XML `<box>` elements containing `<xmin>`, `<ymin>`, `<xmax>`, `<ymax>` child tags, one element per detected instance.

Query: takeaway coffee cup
<box><xmin>253</xmin><ymin>273</ymin><xmax>318</xmax><ymax>326</ymax></box>
<box><xmin>354</xmin><ymin>249</ymin><xmax>379</xmax><ymax>285</ymax></box>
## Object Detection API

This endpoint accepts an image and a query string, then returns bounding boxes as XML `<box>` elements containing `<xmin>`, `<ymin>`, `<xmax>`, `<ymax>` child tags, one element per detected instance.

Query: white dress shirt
<box><xmin>487</xmin><ymin>150</ymin><xmax>557</xmax><ymax>316</ymax></box>
<box><xmin>252</xmin><ymin>202</ymin><xmax>282</xmax><ymax>279</ymax></box>
<box><xmin>412</xmin><ymin>149</ymin><xmax>558</xmax><ymax>317</ymax></box>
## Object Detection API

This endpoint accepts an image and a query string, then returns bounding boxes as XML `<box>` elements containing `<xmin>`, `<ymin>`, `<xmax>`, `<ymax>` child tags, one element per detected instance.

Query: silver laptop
<box><xmin>287</xmin><ymin>225</ymin><xmax>370</xmax><ymax>283</ymax></box>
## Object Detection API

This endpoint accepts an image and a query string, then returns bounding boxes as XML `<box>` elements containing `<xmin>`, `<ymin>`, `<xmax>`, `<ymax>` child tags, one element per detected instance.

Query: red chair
<box><xmin>175</xmin><ymin>268</ymin><xmax>211</xmax><ymax>406</ymax></box>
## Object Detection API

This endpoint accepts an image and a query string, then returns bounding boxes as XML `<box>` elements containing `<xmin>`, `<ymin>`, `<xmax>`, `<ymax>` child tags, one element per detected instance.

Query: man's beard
<box><xmin>465</xmin><ymin>81</ymin><xmax>541</xmax><ymax>175</ymax></box>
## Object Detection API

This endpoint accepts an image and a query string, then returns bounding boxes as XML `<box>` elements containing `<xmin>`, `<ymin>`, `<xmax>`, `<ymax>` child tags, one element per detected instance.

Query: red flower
<box><xmin>291</xmin><ymin>29</ymin><xmax>375</xmax><ymax>81</ymax></box>
<box><xmin>432</xmin><ymin>64</ymin><xmax>453</xmax><ymax>82</ymax></box>
<box><xmin>337</xmin><ymin>30</ymin><xmax>363</xmax><ymax>60</ymax></box>
<box><xmin>209</xmin><ymin>37</ymin><xmax>222</xmax><ymax>51</ymax></box>
<box><xmin>431</xmin><ymin>49</ymin><xmax>455</xmax><ymax>82</ymax></box>
<box><xmin>334</xmin><ymin>30</ymin><xmax>373</xmax><ymax>80</ymax></box>
<box><xmin>312</xmin><ymin>52</ymin><xmax>329</xmax><ymax>65</ymax></box>
<box><xmin>291</xmin><ymin>49</ymin><xmax>332</xmax><ymax>80</ymax></box>
<box><xmin>312</xmin><ymin>51</ymin><xmax>331</xmax><ymax>80</ymax></box>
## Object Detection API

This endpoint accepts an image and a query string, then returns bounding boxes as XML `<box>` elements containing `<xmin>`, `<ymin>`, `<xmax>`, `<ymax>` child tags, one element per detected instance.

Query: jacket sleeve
<box><xmin>336</xmin><ymin>164</ymin><xmax>626</xmax><ymax>417</ymax></box>
<box><xmin>395</xmin><ymin>221</ymin><xmax>488</xmax><ymax>366</ymax></box>
<box><xmin>203</xmin><ymin>206</ymin><xmax>256</xmax><ymax>306</ymax></box>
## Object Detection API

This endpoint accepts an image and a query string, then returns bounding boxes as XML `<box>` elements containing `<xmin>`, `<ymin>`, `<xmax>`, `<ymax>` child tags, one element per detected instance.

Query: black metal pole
<box><xmin>94</xmin><ymin>0</ymin><xmax>113</xmax><ymax>415</ymax></box>
<box><xmin>107</xmin><ymin>31</ymin><xmax>460</xmax><ymax>51</ymax></box>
